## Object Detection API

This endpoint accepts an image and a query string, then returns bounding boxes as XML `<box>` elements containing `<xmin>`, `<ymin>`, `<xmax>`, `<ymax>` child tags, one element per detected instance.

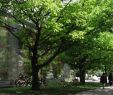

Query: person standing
<box><xmin>108</xmin><ymin>72</ymin><xmax>113</xmax><ymax>86</ymax></box>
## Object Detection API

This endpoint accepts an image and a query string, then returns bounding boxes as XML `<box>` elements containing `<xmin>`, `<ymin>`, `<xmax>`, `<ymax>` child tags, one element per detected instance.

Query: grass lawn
<box><xmin>0</xmin><ymin>82</ymin><xmax>102</xmax><ymax>95</ymax></box>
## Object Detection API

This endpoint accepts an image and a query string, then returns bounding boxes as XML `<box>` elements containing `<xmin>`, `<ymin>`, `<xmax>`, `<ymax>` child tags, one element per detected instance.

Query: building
<box><xmin>0</xmin><ymin>28</ymin><xmax>23</xmax><ymax>81</ymax></box>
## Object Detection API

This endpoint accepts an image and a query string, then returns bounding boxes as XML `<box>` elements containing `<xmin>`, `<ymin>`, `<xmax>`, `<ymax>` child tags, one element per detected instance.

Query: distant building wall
<box><xmin>7</xmin><ymin>32</ymin><xmax>23</xmax><ymax>80</ymax></box>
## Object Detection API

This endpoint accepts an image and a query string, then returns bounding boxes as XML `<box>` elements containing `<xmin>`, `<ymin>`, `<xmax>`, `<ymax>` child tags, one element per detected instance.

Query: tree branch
<box><xmin>0</xmin><ymin>9</ymin><xmax>36</xmax><ymax>29</ymax></box>
<box><xmin>38</xmin><ymin>45</ymin><xmax>62</xmax><ymax>69</ymax></box>
<box><xmin>2</xmin><ymin>24</ymin><xmax>21</xmax><ymax>41</ymax></box>
<box><xmin>56</xmin><ymin>0</ymin><xmax>72</xmax><ymax>22</ymax></box>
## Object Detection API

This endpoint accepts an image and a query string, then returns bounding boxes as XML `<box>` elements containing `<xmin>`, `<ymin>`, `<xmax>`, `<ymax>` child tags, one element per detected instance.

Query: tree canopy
<box><xmin>1</xmin><ymin>0</ymin><xmax>113</xmax><ymax>89</ymax></box>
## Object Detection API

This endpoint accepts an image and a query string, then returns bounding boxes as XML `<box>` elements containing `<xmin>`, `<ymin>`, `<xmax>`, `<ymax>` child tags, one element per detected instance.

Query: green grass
<box><xmin>0</xmin><ymin>82</ymin><xmax>102</xmax><ymax>95</ymax></box>
<box><xmin>0</xmin><ymin>87</ymin><xmax>32</xmax><ymax>94</ymax></box>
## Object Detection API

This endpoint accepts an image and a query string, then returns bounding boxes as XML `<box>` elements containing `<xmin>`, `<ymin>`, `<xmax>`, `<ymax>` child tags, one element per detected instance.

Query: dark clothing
<box><xmin>108</xmin><ymin>73</ymin><xmax>113</xmax><ymax>85</ymax></box>
<box><xmin>100</xmin><ymin>73</ymin><xmax>107</xmax><ymax>89</ymax></box>
<box><xmin>100</xmin><ymin>74</ymin><xmax>107</xmax><ymax>84</ymax></box>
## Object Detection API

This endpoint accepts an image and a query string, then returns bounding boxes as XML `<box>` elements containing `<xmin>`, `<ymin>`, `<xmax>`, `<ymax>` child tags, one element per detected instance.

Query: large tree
<box><xmin>0</xmin><ymin>0</ymin><xmax>82</xmax><ymax>90</ymax></box>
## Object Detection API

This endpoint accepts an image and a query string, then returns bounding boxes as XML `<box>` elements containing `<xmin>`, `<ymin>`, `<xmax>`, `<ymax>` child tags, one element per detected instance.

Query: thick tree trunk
<box><xmin>79</xmin><ymin>67</ymin><xmax>86</xmax><ymax>84</ymax></box>
<box><xmin>31</xmin><ymin>67</ymin><xmax>40</xmax><ymax>90</ymax></box>
<box><xmin>31</xmin><ymin>54</ymin><xmax>40</xmax><ymax>90</ymax></box>
<box><xmin>31</xmin><ymin>46</ymin><xmax>40</xmax><ymax>90</ymax></box>
<box><xmin>78</xmin><ymin>56</ymin><xmax>88</xmax><ymax>84</ymax></box>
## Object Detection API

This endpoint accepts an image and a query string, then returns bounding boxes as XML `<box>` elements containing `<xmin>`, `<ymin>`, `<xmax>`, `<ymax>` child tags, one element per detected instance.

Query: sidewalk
<box><xmin>75</xmin><ymin>86</ymin><xmax>113</xmax><ymax>95</ymax></box>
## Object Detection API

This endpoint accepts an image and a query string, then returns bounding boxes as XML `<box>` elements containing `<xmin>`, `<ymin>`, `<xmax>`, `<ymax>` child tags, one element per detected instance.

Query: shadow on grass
<box><xmin>0</xmin><ymin>82</ymin><xmax>102</xmax><ymax>95</ymax></box>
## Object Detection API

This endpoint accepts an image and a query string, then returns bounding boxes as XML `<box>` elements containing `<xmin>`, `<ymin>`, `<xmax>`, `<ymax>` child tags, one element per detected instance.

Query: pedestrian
<box><xmin>100</xmin><ymin>73</ymin><xmax>107</xmax><ymax>89</ymax></box>
<box><xmin>108</xmin><ymin>72</ymin><xmax>113</xmax><ymax>86</ymax></box>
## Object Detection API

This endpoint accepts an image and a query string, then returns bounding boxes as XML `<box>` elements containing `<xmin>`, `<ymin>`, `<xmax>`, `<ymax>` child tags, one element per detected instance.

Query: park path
<box><xmin>0</xmin><ymin>93</ymin><xmax>33</xmax><ymax>95</ymax></box>
<box><xmin>75</xmin><ymin>86</ymin><xmax>113</xmax><ymax>95</ymax></box>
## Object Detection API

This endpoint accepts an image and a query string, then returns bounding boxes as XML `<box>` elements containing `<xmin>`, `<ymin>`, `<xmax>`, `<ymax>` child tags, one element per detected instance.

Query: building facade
<box><xmin>0</xmin><ymin>28</ymin><xmax>23</xmax><ymax>81</ymax></box>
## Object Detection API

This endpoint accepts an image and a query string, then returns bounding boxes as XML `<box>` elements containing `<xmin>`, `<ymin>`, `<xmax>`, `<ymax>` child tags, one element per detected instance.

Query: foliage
<box><xmin>0</xmin><ymin>0</ymin><xmax>82</xmax><ymax>89</ymax></box>
<box><xmin>1</xmin><ymin>0</ymin><xmax>113</xmax><ymax>88</ymax></box>
<box><xmin>60</xmin><ymin>0</ymin><xmax>113</xmax><ymax>74</ymax></box>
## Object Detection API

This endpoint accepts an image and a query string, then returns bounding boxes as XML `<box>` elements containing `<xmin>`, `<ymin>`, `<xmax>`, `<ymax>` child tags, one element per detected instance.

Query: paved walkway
<box><xmin>75</xmin><ymin>86</ymin><xmax>113</xmax><ymax>95</ymax></box>
<box><xmin>0</xmin><ymin>93</ymin><xmax>33</xmax><ymax>95</ymax></box>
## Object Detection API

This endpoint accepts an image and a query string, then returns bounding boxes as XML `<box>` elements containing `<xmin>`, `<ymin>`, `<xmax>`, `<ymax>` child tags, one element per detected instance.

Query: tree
<box><xmin>60</xmin><ymin>0</ymin><xmax>113</xmax><ymax>84</ymax></box>
<box><xmin>0</xmin><ymin>0</ymin><xmax>81</xmax><ymax>90</ymax></box>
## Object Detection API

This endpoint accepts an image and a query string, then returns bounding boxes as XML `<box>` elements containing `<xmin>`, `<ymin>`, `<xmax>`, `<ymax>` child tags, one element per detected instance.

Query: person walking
<box><xmin>108</xmin><ymin>72</ymin><xmax>113</xmax><ymax>86</ymax></box>
<box><xmin>100</xmin><ymin>73</ymin><xmax>107</xmax><ymax>89</ymax></box>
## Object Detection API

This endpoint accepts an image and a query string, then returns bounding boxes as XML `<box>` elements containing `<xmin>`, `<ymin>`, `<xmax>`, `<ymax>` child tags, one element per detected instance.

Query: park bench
<box><xmin>0</xmin><ymin>80</ymin><xmax>11</xmax><ymax>87</ymax></box>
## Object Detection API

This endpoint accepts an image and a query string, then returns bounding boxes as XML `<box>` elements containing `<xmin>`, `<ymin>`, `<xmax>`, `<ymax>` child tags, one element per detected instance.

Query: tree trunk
<box><xmin>31</xmin><ymin>48</ymin><xmax>40</xmax><ymax>90</ymax></box>
<box><xmin>104</xmin><ymin>65</ymin><xmax>107</xmax><ymax>84</ymax></box>
<box><xmin>78</xmin><ymin>56</ymin><xmax>87</xmax><ymax>84</ymax></box>
<box><xmin>79</xmin><ymin>67</ymin><xmax>85</xmax><ymax>84</ymax></box>
<box><xmin>31</xmin><ymin>66</ymin><xmax>40</xmax><ymax>90</ymax></box>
